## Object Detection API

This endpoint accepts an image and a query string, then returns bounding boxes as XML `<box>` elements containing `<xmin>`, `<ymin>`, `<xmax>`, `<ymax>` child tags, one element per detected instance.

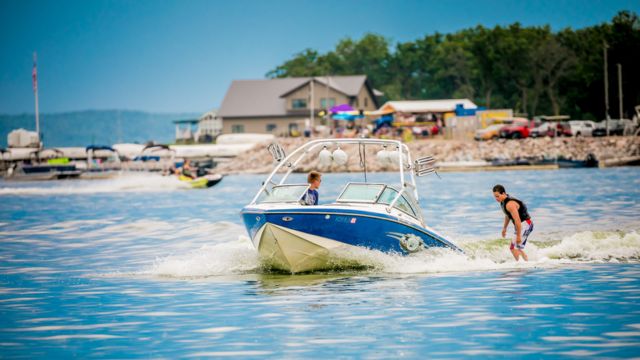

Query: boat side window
<box><xmin>258</xmin><ymin>184</ymin><xmax>309</xmax><ymax>203</ymax></box>
<box><xmin>377</xmin><ymin>187</ymin><xmax>417</xmax><ymax>217</ymax></box>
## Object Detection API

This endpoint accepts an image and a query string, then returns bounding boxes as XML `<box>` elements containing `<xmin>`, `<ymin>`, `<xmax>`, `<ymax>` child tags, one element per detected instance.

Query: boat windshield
<box><xmin>377</xmin><ymin>187</ymin><xmax>418</xmax><ymax>218</ymax></box>
<box><xmin>258</xmin><ymin>184</ymin><xmax>309</xmax><ymax>203</ymax></box>
<box><xmin>337</xmin><ymin>183</ymin><xmax>386</xmax><ymax>203</ymax></box>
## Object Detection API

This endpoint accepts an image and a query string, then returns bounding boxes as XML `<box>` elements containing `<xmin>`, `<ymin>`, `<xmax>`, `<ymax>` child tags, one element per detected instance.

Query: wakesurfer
<box><xmin>492</xmin><ymin>184</ymin><xmax>534</xmax><ymax>261</ymax></box>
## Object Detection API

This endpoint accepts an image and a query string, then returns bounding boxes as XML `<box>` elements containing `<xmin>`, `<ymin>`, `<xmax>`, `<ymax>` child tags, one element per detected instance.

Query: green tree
<box><xmin>389</xmin><ymin>33</ymin><xmax>443</xmax><ymax>100</ymax></box>
<box><xmin>432</xmin><ymin>31</ymin><xmax>477</xmax><ymax>101</ymax></box>
<box><xmin>468</xmin><ymin>26</ymin><xmax>503</xmax><ymax>108</ymax></box>
<box><xmin>266</xmin><ymin>49</ymin><xmax>328</xmax><ymax>78</ymax></box>
<box><xmin>267</xmin><ymin>11</ymin><xmax>640</xmax><ymax>119</ymax></box>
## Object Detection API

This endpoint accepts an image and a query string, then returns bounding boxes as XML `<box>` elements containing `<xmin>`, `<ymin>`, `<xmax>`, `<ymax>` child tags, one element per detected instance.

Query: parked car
<box><xmin>500</xmin><ymin>120</ymin><xmax>532</xmax><ymax>139</ymax></box>
<box><xmin>474</xmin><ymin>124</ymin><xmax>506</xmax><ymax>141</ymax></box>
<box><xmin>567</xmin><ymin>120</ymin><xmax>596</xmax><ymax>137</ymax></box>
<box><xmin>531</xmin><ymin>122</ymin><xmax>571</xmax><ymax>137</ymax></box>
<box><xmin>592</xmin><ymin>122</ymin><xmax>607</xmax><ymax>136</ymax></box>
<box><xmin>618</xmin><ymin>119</ymin><xmax>636</xmax><ymax>135</ymax></box>
<box><xmin>558</xmin><ymin>122</ymin><xmax>573</xmax><ymax>136</ymax></box>
<box><xmin>531</xmin><ymin>122</ymin><xmax>553</xmax><ymax>138</ymax></box>
<box><xmin>592</xmin><ymin>119</ymin><xmax>634</xmax><ymax>136</ymax></box>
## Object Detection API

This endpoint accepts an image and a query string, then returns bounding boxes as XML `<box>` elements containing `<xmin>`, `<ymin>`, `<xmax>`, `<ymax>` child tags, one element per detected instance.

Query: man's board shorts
<box><xmin>510</xmin><ymin>219</ymin><xmax>533</xmax><ymax>250</ymax></box>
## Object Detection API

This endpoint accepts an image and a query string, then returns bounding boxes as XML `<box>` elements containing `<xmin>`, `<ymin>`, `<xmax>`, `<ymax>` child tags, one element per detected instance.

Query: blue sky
<box><xmin>1</xmin><ymin>0</ymin><xmax>638</xmax><ymax>114</ymax></box>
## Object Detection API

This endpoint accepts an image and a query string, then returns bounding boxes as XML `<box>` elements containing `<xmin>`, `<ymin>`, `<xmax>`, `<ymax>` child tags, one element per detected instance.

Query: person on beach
<box><xmin>302</xmin><ymin>171</ymin><xmax>321</xmax><ymax>205</ymax></box>
<box><xmin>492</xmin><ymin>184</ymin><xmax>533</xmax><ymax>261</ymax></box>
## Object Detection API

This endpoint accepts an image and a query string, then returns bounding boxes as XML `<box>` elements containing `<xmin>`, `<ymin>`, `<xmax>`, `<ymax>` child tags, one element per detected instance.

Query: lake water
<box><xmin>1</xmin><ymin>168</ymin><xmax>639</xmax><ymax>358</ymax></box>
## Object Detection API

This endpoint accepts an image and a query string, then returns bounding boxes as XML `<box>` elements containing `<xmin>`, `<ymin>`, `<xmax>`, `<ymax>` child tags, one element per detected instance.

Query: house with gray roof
<box><xmin>218</xmin><ymin>75</ymin><xmax>380</xmax><ymax>136</ymax></box>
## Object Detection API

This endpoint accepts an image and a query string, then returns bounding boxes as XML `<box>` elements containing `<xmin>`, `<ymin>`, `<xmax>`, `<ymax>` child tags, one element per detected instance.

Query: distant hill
<box><xmin>0</xmin><ymin>110</ymin><xmax>200</xmax><ymax>148</ymax></box>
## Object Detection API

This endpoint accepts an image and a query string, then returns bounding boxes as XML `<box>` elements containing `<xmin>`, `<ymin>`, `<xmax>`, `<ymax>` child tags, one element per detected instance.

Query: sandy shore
<box><xmin>215</xmin><ymin>136</ymin><xmax>640</xmax><ymax>174</ymax></box>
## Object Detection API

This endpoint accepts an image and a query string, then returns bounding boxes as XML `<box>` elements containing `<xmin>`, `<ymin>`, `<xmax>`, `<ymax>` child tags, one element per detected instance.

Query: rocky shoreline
<box><xmin>215</xmin><ymin>136</ymin><xmax>640</xmax><ymax>174</ymax></box>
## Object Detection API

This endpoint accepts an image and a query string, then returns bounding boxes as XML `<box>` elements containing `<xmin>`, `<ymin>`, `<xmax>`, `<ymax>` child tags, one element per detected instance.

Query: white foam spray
<box><xmin>144</xmin><ymin>229</ymin><xmax>640</xmax><ymax>278</ymax></box>
<box><xmin>147</xmin><ymin>236</ymin><xmax>260</xmax><ymax>278</ymax></box>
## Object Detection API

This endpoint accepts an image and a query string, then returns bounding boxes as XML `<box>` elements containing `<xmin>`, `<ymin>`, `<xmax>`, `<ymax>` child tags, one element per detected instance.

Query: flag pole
<box><xmin>33</xmin><ymin>52</ymin><xmax>40</xmax><ymax>137</ymax></box>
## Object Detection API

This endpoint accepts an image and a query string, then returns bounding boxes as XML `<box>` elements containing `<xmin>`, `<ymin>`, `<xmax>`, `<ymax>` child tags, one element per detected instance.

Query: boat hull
<box><xmin>242</xmin><ymin>207</ymin><xmax>460</xmax><ymax>273</ymax></box>
<box><xmin>255</xmin><ymin>223</ymin><xmax>357</xmax><ymax>273</ymax></box>
<box><xmin>5</xmin><ymin>164</ymin><xmax>82</xmax><ymax>180</ymax></box>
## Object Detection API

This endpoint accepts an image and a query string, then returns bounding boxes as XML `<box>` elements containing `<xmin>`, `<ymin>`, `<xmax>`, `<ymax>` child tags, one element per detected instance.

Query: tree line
<box><xmin>267</xmin><ymin>11</ymin><xmax>640</xmax><ymax>120</ymax></box>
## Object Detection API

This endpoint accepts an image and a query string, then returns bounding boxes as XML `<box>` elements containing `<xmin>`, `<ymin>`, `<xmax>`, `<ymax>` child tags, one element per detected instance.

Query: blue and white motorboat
<box><xmin>241</xmin><ymin>138</ymin><xmax>462</xmax><ymax>273</ymax></box>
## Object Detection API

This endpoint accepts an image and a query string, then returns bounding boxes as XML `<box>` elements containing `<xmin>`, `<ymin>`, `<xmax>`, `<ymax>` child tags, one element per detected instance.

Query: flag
<box><xmin>32</xmin><ymin>53</ymin><xmax>37</xmax><ymax>93</ymax></box>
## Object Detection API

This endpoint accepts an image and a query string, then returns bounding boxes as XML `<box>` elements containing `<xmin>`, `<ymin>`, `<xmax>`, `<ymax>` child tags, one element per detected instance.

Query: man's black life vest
<box><xmin>501</xmin><ymin>195</ymin><xmax>531</xmax><ymax>222</ymax></box>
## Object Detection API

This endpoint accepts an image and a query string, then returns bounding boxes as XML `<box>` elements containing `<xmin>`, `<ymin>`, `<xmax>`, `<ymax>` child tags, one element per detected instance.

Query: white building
<box><xmin>196</xmin><ymin>110</ymin><xmax>222</xmax><ymax>141</ymax></box>
<box><xmin>173</xmin><ymin>109</ymin><xmax>222</xmax><ymax>144</ymax></box>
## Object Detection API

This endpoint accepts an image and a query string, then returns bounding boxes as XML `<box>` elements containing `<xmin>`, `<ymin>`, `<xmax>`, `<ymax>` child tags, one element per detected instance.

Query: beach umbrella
<box><xmin>331</xmin><ymin>113</ymin><xmax>364</xmax><ymax>121</ymax></box>
<box><xmin>330</xmin><ymin>104</ymin><xmax>354</xmax><ymax>113</ymax></box>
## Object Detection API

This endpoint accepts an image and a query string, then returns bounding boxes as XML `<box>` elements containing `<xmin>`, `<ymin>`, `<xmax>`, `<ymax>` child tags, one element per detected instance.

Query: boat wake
<box><xmin>11</xmin><ymin>217</ymin><xmax>633</xmax><ymax>278</ymax></box>
<box><xmin>146</xmin><ymin>237</ymin><xmax>260</xmax><ymax>277</ymax></box>
<box><xmin>376</xmin><ymin>230</ymin><xmax>640</xmax><ymax>274</ymax></box>
<box><xmin>144</xmin><ymin>227</ymin><xmax>640</xmax><ymax>278</ymax></box>
<box><xmin>0</xmin><ymin>173</ymin><xmax>190</xmax><ymax>195</ymax></box>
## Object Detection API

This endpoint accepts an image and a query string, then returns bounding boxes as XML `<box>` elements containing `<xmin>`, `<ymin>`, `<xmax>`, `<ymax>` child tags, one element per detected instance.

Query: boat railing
<box><xmin>267</xmin><ymin>143</ymin><xmax>286</xmax><ymax>163</ymax></box>
<box><xmin>250</xmin><ymin>138</ymin><xmax>418</xmax><ymax>206</ymax></box>
<box><xmin>414</xmin><ymin>156</ymin><xmax>437</xmax><ymax>177</ymax></box>
<box><xmin>261</xmin><ymin>179</ymin><xmax>279</xmax><ymax>195</ymax></box>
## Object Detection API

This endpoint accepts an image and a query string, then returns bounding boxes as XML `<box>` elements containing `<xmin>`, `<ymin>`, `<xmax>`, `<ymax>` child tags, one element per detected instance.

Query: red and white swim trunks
<box><xmin>510</xmin><ymin>219</ymin><xmax>533</xmax><ymax>250</ymax></box>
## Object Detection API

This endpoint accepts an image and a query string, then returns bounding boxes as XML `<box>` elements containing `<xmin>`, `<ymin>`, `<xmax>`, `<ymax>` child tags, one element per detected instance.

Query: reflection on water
<box><xmin>1</xmin><ymin>167</ymin><xmax>639</xmax><ymax>357</ymax></box>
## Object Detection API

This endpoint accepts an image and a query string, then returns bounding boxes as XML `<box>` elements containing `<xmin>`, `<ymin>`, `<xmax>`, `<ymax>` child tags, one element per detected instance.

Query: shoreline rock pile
<box><xmin>215</xmin><ymin>136</ymin><xmax>640</xmax><ymax>174</ymax></box>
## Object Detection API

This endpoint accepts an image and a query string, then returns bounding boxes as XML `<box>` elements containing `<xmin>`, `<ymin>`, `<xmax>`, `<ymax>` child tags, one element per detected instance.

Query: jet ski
<box><xmin>178</xmin><ymin>173</ymin><xmax>223</xmax><ymax>188</ymax></box>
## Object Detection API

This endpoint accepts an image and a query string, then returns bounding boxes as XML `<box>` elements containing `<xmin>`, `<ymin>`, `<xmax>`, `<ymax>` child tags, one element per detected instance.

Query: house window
<box><xmin>292</xmin><ymin>99</ymin><xmax>307</xmax><ymax>109</ymax></box>
<box><xmin>364</xmin><ymin>98</ymin><xmax>368</xmax><ymax>107</ymax></box>
<box><xmin>266</xmin><ymin>124</ymin><xmax>277</xmax><ymax>132</ymax></box>
<box><xmin>320</xmin><ymin>98</ymin><xmax>336</xmax><ymax>109</ymax></box>
<box><xmin>231</xmin><ymin>124</ymin><xmax>244</xmax><ymax>133</ymax></box>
